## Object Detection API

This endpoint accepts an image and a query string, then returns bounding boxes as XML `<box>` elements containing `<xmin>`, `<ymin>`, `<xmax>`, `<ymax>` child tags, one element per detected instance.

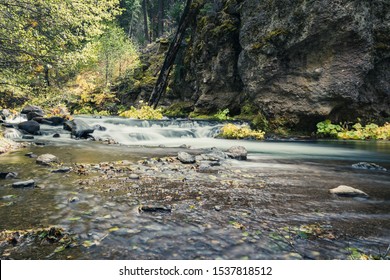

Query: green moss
<box><xmin>251</xmin><ymin>113</ymin><xmax>269</xmax><ymax>131</ymax></box>
<box><xmin>250</xmin><ymin>28</ymin><xmax>289</xmax><ymax>50</ymax></box>
<box><xmin>210</xmin><ymin>18</ymin><xmax>237</xmax><ymax>37</ymax></box>
<box><xmin>162</xmin><ymin>102</ymin><xmax>194</xmax><ymax>118</ymax></box>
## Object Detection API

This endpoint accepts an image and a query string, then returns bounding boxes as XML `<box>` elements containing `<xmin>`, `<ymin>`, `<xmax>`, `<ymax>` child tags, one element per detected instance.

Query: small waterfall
<box><xmin>78</xmin><ymin>116</ymin><xmax>225</xmax><ymax>146</ymax></box>
<box><xmin>3</xmin><ymin>128</ymin><xmax>23</xmax><ymax>139</ymax></box>
<box><xmin>5</xmin><ymin>114</ymin><xmax>27</xmax><ymax>124</ymax></box>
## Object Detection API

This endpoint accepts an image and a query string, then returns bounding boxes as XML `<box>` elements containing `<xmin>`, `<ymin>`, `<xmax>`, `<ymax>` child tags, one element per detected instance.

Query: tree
<box><xmin>148</xmin><ymin>0</ymin><xmax>204</xmax><ymax>108</ymax></box>
<box><xmin>0</xmin><ymin>0</ymin><xmax>121</xmax><ymax>90</ymax></box>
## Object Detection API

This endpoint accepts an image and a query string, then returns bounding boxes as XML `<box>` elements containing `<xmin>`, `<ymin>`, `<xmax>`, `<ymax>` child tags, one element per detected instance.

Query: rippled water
<box><xmin>1</xmin><ymin>116</ymin><xmax>389</xmax><ymax>259</ymax></box>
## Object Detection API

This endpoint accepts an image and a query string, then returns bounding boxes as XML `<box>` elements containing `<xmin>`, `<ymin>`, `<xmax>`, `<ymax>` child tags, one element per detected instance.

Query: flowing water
<box><xmin>0</xmin><ymin>116</ymin><xmax>389</xmax><ymax>259</ymax></box>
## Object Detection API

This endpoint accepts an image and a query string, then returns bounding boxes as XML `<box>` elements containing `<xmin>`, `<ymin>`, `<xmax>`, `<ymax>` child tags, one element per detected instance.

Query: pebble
<box><xmin>129</xmin><ymin>174</ymin><xmax>140</xmax><ymax>180</ymax></box>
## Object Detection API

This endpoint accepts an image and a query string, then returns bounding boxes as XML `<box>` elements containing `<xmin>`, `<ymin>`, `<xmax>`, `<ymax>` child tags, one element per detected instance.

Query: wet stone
<box><xmin>36</xmin><ymin>154</ymin><xmax>59</xmax><ymax>166</ymax></box>
<box><xmin>139</xmin><ymin>205</ymin><xmax>172</xmax><ymax>213</ymax></box>
<box><xmin>68</xmin><ymin>196</ymin><xmax>80</xmax><ymax>203</ymax></box>
<box><xmin>12</xmin><ymin>179</ymin><xmax>36</xmax><ymax>188</ymax></box>
<box><xmin>25</xmin><ymin>152</ymin><xmax>37</xmax><ymax>158</ymax></box>
<box><xmin>329</xmin><ymin>185</ymin><xmax>369</xmax><ymax>198</ymax></box>
<box><xmin>0</xmin><ymin>172</ymin><xmax>18</xmax><ymax>179</ymax></box>
<box><xmin>178</xmin><ymin>152</ymin><xmax>196</xmax><ymax>164</ymax></box>
<box><xmin>226</xmin><ymin>146</ymin><xmax>248</xmax><ymax>160</ymax></box>
<box><xmin>51</xmin><ymin>167</ymin><xmax>72</xmax><ymax>173</ymax></box>
<box><xmin>129</xmin><ymin>174</ymin><xmax>140</xmax><ymax>180</ymax></box>
<box><xmin>53</xmin><ymin>133</ymin><xmax>61</xmax><ymax>138</ymax></box>
<box><xmin>22</xmin><ymin>135</ymin><xmax>34</xmax><ymax>140</ymax></box>
<box><xmin>352</xmin><ymin>162</ymin><xmax>387</xmax><ymax>171</ymax></box>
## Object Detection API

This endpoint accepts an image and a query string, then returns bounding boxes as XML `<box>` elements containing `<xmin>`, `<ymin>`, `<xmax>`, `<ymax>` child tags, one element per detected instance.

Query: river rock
<box><xmin>65</xmin><ymin>119</ymin><xmax>95</xmax><ymax>139</ymax></box>
<box><xmin>53</xmin><ymin>133</ymin><xmax>60</xmax><ymax>138</ymax></box>
<box><xmin>226</xmin><ymin>146</ymin><xmax>248</xmax><ymax>160</ymax></box>
<box><xmin>12</xmin><ymin>179</ymin><xmax>36</xmax><ymax>188</ymax></box>
<box><xmin>352</xmin><ymin>162</ymin><xmax>387</xmax><ymax>171</ymax></box>
<box><xmin>21</xmin><ymin>105</ymin><xmax>44</xmax><ymax>115</ymax></box>
<box><xmin>0</xmin><ymin>172</ymin><xmax>18</xmax><ymax>179</ymax></box>
<box><xmin>36</xmin><ymin>154</ymin><xmax>59</xmax><ymax>166</ymax></box>
<box><xmin>27</xmin><ymin>111</ymin><xmax>44</xmax><ymax>121</ymax></box>
<box><xmin>178</xmin><ymin>151</ymin><xmax>196</xmax><ymax>164</ymax></box>
<box><xmin>129</xmin><ymin>174</ymin><xmax>140</xmax><ymax>179</ymax></box>
<box><xmin>22</xmin><ymin>135</ymin><xmax>34</xmax><ymax>140</ymax></box>
<box><xmin>93</xmin><ymin>124</ymin><xmax>107</xmax><ymax>131</ymax></box>
<box><xmin>329</xmin><ymin>185</ymin><xmax>369</xmax><ymax>198</ymax></box>
<box><xmin>197</xmin><ymin>148</ymin><xmax>228</xmax><ymax>162</ymax></box>
<box><xmin>51</xmin><ymin>167</ymin><xmax>71</xmax><ymax>173</ymax></box>
<box><xmin>138</xmin><ymin>205</ymin><xmax>172</xmax><ymax>213</ymax></box>
<box><xmin>17</xmin><ymin>120</ymin><xmax>40</xmax><ymax>135</ymax></box>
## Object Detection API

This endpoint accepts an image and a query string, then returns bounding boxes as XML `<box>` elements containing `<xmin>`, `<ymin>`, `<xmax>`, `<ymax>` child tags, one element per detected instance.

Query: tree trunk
<box><xmin>157</xmin><ymin>0</ymin><xmax>164</xmax><ymax>37</ymax></box>
<box><xmin>148</xmin><ymin>0</ymin><xmax>204</xmax><ymax>108</ymax></box>
<box><xmin>142</xmin><ymin>0</ymin><xmax>150</xmax><ymax>43</ymax></box>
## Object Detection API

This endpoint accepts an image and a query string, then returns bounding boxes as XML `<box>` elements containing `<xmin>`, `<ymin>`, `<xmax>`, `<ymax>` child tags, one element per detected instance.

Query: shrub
<box><xmin>218</xmin><ymin>123</ymin><xmax>265</xmax><ymax>140</ymax></box>
<box><xmin>316</xmin><ymin>120</ymin><xmax>390</xmax><ymax>140</ymax></box>
<box><xmin>119</xmin><ymin>105</ymin><xmax>163</xmax><ymax>120</ymax></box>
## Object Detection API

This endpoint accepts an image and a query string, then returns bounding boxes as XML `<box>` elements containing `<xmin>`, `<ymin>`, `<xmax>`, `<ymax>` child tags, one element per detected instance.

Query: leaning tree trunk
<box><xmin>148</xmin><ymin>0</ymin><xmax>204</xmax><ymax>108</ymax></box>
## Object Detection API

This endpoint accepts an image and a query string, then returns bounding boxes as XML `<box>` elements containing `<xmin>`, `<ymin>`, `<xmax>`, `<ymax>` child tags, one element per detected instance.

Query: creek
<box><xmin>0</xmin><ymin>116</ymin><xmax>389</xmax><ymax>259</ymax></box>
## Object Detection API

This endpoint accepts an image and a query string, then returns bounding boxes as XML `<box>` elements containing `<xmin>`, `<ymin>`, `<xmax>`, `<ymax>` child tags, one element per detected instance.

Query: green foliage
<box><xmin>162</xmin><ymin>102</ymin><xmax>193</xmax><ymax>118</ymax></box>
<box><xmin>316</xmin><ymin>120</ymin><xmax>343</xmax><ymax>137</ymax></box>
<box><xmin>119</xmin><ymin>103</ymin><xmax>163</xmax><ymax>119</ymax></box>
<box><xmin>218</xmin><ymin>124</ymin><xmax>265</xmax><ymax>140</ymax></box>
<box><xmin>0</xmin><ymin>0</ymin><xmax>121</xmax><ymax>89</ymax></box>
<box><xmin>317</xmin><ymin>120</ymin><xmax>390</xmax><ymax>140</ymax></box>
<box><xmin>213</xmin><ymin>109</ymin><xmax>230</xmax><ymax>121</ymax></box>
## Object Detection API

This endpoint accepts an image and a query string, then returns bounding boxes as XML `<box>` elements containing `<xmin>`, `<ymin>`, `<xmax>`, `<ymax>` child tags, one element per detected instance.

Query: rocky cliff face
<box><xmin>175</xmin><ymin>0</ymin><xmax>390</xmax><ymax>130</ymax></box>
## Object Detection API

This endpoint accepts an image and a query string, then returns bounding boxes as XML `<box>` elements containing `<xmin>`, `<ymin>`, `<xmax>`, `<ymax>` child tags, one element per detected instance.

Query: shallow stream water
<box><xmin>0</xmin><ymin>116</ymin><xmax>389</xmax><ymax>259</ymax></box>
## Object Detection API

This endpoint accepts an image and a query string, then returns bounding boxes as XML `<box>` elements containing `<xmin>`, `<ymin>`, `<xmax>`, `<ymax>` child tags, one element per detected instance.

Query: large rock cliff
<box><xmin>174</xmin><ymin>0</ymin><xmax>390</xmax><ymax>130</ymax></box>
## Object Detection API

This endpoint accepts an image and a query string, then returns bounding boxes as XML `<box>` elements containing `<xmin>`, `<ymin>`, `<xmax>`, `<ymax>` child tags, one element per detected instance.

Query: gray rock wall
<box><xmin>175</xmin><ymin>0</ymin><xmax>390</xmax><ymax>130</ymax></box>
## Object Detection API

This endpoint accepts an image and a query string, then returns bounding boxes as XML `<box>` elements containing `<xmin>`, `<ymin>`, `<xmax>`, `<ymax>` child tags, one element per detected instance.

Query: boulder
<box><xmin>329</xmin><ymin>185</ymin><xmax>369</xmax><ymax>198</ymax></box>
<box><xmin>12</xmin><ymin>179</ymin><xmax>36</xmax><ymax>188</ymax></box>
<box><xmin>27</xmin><ymin>111</ymin><xmax>44</xmax><ymax>121</ymax></box>
<box><xmin>64</xmin><ymin>119</ymin><xmax>94</xmax><ymax>138</ymax></box>
<box><xmin>36</xmin><ymin>154</ymin><xmax>59</xmax><ymax>166</ymax></box>
<box><xmin>226</xmin><ymin>146</ymin><xmax>248</xmax><ymax>160</ymax></box>
<box><xmin>352</xmin><ymin>162</ymin><xmax>387</xmax><ymax>171</ymax></box>
<box><xmin>17</xmin><ymin>120</ymin><xmax>40</xmax><ymax>135</ymax></box>
<box><xmin>34</xmin><ymin>116</ymin><xmax>66</xmax><ymax>126</ymax></box>
<box><xmin>178</xmin><ymin>151</ymin><xmax>196</xmax><ymax>164</ymax></box>
<box><xmin>21</xmin><ymin>105</ymin><xmax>44</xmax><ymax>115</ymax></box>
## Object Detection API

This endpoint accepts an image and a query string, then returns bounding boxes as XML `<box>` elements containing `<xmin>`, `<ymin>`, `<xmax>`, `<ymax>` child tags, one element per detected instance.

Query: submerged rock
<box><xmin>51</xmin><ymin>167</ymin><xmax>71</xmax><ymax>173</ymax></box>
<box><xmin>178</xmin><ymin>151</ymin><xmax>196</xmax><ymax>164</ymax></box>
<box><xmin>36</xmin><ymin>154</ymin><xmax>59</xmax><ymax>166</ymax></box>
<box><xmin>0</xmin><ymin>172</ymin><xmax>18</xmax><ymax>179</ymax></box>
<box><xmin>329</xmin><ymin>185</ymin><xmax>369</xmax><ymax>198</ymax></box>
<box><xmin>12</xmin><ymin>179</ymin><xmax>36</xmax><ymax>188</ymax></box>
<box><xmin>226</xmin><ymin>146</ymin><xmax>248</xmax><ymax>160</ymax></box>
<box><xmin>352</xmin><ymin>162</ymin><xmax>387</xmax><ymax>171</ymax></box>
<box><xmin>138</xmin><ymin>205</ymin><xmax>172</xmax><ymax>213</ymax></box>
